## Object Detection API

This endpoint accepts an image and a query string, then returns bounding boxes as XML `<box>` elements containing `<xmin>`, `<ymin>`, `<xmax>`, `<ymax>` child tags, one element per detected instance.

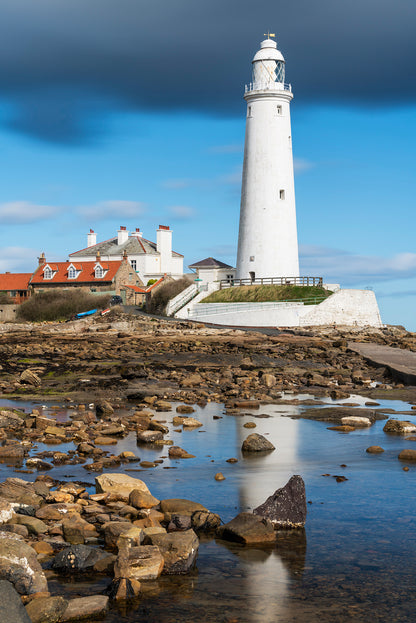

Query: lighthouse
<box><xmin>236</xmin><ymin>36</ymin><xmax>300</xmax><ymax>281</ymax></box>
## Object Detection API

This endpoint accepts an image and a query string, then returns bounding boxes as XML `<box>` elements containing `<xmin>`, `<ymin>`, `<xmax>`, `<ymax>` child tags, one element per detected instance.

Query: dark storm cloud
<box><xmin>0</xmin><ymin>0</ymin><xmax>414</xmax><ymax>142</ymax></box>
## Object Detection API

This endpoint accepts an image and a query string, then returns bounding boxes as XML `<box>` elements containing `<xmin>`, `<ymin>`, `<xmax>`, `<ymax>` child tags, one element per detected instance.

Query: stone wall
<box><xmin>0</xmin><ymin>305</ymin><xmax>18</xmax><ymax>322</ymax></box>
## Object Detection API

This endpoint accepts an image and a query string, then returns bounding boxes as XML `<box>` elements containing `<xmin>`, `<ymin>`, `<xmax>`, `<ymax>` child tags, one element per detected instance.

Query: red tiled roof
<box><xmin>31</xmin><ymin>260</ymin><xmax>125</xmax><ymax>285</ymax></box>
<box><xmin>0</xmin><ymin>273</ymin><xmax>32</xmax><ymax>291</ymax></box>
<box><xmin>122</xmin><ymin>276</ymin><xmax>165</xmax><ymax>293</ymax></box>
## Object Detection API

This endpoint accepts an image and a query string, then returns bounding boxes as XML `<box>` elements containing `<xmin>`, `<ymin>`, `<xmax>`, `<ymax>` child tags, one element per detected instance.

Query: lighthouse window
<box><xmin>276</xmin><ymin>105</ymin><xmax>282</xmax><ymax>115</ymax></box>
<box><xmin>249</xmin><ymin>256</ymin><xmax>255</xmax><ymax>262</ymax></box>
<box><xmin>279</xmin><ymin>189</ymin><xmax>285</xmax><ymax>200</ymax></box>
<box><xmin>247</xmin><ymin>106</ymin><xmax>252</xmax><ymax>118</ymax></box>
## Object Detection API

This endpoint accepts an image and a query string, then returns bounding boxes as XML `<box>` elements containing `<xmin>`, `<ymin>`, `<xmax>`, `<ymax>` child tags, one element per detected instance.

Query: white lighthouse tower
<box><xmin>236</xmin><ymin>36</ymin><xmax>300</xmax><ymax>281</ymax></box>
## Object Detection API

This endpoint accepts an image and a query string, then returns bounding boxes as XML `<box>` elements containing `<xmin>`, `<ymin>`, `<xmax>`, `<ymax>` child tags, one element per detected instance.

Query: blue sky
<box><xmin>0</xmin><ymin>0</ymin><xmax>415</xmax><ymax>330</ymax></box>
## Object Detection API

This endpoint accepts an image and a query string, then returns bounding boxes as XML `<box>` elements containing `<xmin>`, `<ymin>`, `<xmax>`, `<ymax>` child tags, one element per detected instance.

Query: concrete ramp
<box><xmin>349</xmin><ymin>342</ymin><xmax>416</xmax><ymax>385</ymax></box>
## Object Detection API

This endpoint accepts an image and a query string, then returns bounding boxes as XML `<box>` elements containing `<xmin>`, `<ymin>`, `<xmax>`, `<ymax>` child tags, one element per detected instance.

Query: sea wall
<box><xmin>186</xmin><ymin>289</ymin><xmax>382</xmax><ymax>328</ymax></box>
<box><xmin>0</xmin><ymin>305</ymin><xmax>18</xmax><ymax>322</ymax></box>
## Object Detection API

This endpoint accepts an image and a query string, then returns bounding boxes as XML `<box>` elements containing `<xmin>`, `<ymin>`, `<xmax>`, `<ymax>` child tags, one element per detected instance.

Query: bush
<box><xmin>147</xmin><ymin>277</ymin><xmax>192</xmax><ymax>315</ymax></box>
<box><xmin>0</xmin><ymin>293</ymin><xmax>14</xmax><ymax>305</ymax></box>
<box><xmin>17</xmin><ymin>289</ymin><xmax>112</xmax><ymax>322</ymax></box>
<box><xmin>146</xmin><ymin>279</ymin><xmax>157</xmax><ymax>286</ymax></box>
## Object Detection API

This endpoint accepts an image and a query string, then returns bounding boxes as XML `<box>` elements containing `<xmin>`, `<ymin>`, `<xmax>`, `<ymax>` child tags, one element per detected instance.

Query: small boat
<box><xmin>73</xmin><ymin>309</ymin><xmax>98</xmax><ymax>320</ymax></box>
<box><xmin>100</xmin><ymin>308</ymin><xmax>111</xmax><ymax>316</ymax></box>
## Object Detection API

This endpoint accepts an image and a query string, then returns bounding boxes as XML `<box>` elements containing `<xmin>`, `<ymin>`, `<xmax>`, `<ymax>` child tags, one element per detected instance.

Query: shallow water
<box><xmin>2</xmin><ymin>394</ymin><xmax>416</xmax><ymax>622</ymax></box>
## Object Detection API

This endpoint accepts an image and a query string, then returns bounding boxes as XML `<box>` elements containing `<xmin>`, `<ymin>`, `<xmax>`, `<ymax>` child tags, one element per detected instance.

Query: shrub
<box><xmin>0</xmin><ymin>293</ymin><xmax>14</xmax><ymax>305</ymax></box>
<box><xmin>146</xmin><ymin>279</ymin><xmax>157</xmax><ymax>286</ymax></box>
<box><xmin>17</xmin><ymin>289</ymin><xmax>112</xmax><ymax>322</ymax></box>
<box><xmin>147</xmin><ymin>277</ymin><xmax>192</xmax><ymax>315</ymax></box>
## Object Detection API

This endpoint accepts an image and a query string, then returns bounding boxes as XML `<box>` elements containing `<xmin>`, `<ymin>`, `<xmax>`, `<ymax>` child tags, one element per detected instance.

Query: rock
<box><xmin>0</xmin><ymin>536</ymin><xmax>48</xmax><ymax>594</ymax></box>
<box><xmin>25</xmin><ymin>596</ymin><xmax>68</xmax><ymax>623</ymax></box>
<box><xmin>0</xmin><ymin>524</ymin><xmax>28</xmax><ymax>538</ymax></box>
<box><xmin>167</xmin><ymin>515</ymin><xmax>192</xmax><ymax>532</ymax></box>
<box><xmin>217</xmin><ymin>512</ymin><xmax>275</xmax><ymax>545</ymax></box>
<box><xmin>0</xmin><ymin>445</ymin><xmax>24</xmax><ymax>459</ymax></box>
<box><xmin>262</xmin><ymin>374</ymin><xmax>276</xmax><ymax>388</ymax></box>
<box><xmin>95</xmin><ymin>473</ymin><xmax>150</xmax><ymax>501</ymax></box>
<box><xmin>0</xmin><ymin>479</ymin><xmax>44</xmax><ymax>506</ymax></box>
<box><xmin>36</xmin><ymin>503</ymin><xmax>77</xmax><ymax>521</ymax></box>
<box><xmin>168</xmin><ymin>446</ymin><xmax>195</xmax><ymax>459</ymax></box>
<box><xmin>366</xmin><ymin>446</ymin><xmax>385</xmax><ymax>453</ymax></box>
<box><xmin>191</xmin><ymin>510</ymin><xmax>222</xmax><ymax>532</ymax></box>
<box><xmin>94</xmin><ymin>436</ymin><xmax>118</xmax><ymax>445</ymax></box>
<box><xmin>181</xmin><ymin>417</ymin><xmax>203</xmax><ymax>428</ymax></box>
<box><xmin>13</xmin><ymin>514</ymin><xmax>48</xmax><ymax>535</ymax></box>
<box><xmin>136</xmin><ymin>430</ymin><xmax>163</xmax><ymax>444</ymax></box>
<box><xmin>96</xmin><ymin>401</ymin><xmax>114</xmax><ymax>418</ymax></box>
<box><xmin>32</xmin><ymin>541</ymin><xmax>54</xmax><ymax>557</ymax></box>
<box><xmin>129</xmin><ymin>489</ymin><xmax>160</xmax><ymax>509</ymax></box>
<box><xmin>341</xmin><ymin>416</ymin><xmax>372</xmax><ymax>427</ymax></box>
<box><xmin>241</xmin><ymin>433</ymin><xmax>275</xmax><ymax>453</ymax></box>
<box><xmin>398</xmin><ymin>449</ymin><xmax>416</xmax><ymax>461</ymax></box>
<box><xmin>102</xmin><ymin>521</ymin><xmax>134</xmax><ymax>549</ymax></box>
<box><xmin>0</xmin><ymin>410</ymin><xmax>25</xmax><ymax>428</ymax></box>
<box><xmin>108</xmin><ymin>577</ymin><xmax>141</xmax><ymax>601</ymax></box>
<box><xmin>383</xmin><ymin>420</ymin><xmax>416</xmax><ymax>434</ymax></box>
<box><xmin>52</xmin><ymin>544</ymin><xmax>110</xmax><ymax>573</ymax></box>
<box><xmin>114</xmin><ymin>545</ymin><xmax>164</xmax><ymax>581</ymax></box>
<box><xmin>214</xmin><ymin>472</ymin><xmax>225</xmax><ymax>481</ymax></box>
<box><xmin>160</xmin><ymin>499</ymin><xmax>208</xmax><ymax>519</ymax></box>
<box><xmin>327</xmin><ymin>425</ymin><xmax>355</xmax><ymax>432</ymax></box>
<box><xmin>25</xmin><ymin>458</ymin><xmax>53</xmax><ymax>470</ymax></box>
<box><xmin>20</xmin><ymin>370</ymin><xmax>41</xmax><ymax>386</ymax></box>
<box><xmin>0</xmin><ymin>580</ymin><xmax>32</xmax><ymax>623</ymax></box>
<box><xmin>0</xmin><ymin>497</ymin><xmax>15</xmax><ymax>525</ymax></box>
<box><xmin>253</xmin><ymin>475</ymin><xmax>307</xmax><ymax>528</ymax></box>
<box><xmin>180</xmin><ymin>374</ymin><xmax>203</xmax><ymax>388</ymax></box>
<box><xmin>60</xmin><ymin>595</ymin><xmax>109</xmax><ymax>621</ymax></box>
<box><xmin>154</xmin><ymin>400</ymin><xmax>172</xmax><ymax>411</ymax></box>
<box><xmin>62</xmin><ymin>514</ymin><xmax>99</xmax><ymax>544</ymax></box>
<box><xmin>144</xmin><ymin>530</ymin><xmax>199</xmax><ymax>574</ymax></box>
<box><xmin>176</xmin><ymin>405</ymin><xmax>195</xmax><ymax>414</ymax></box>
<box><xmin>243</xmin><ymin>422</ymin><xmax>256</xmax><ymax>428</ymax></box>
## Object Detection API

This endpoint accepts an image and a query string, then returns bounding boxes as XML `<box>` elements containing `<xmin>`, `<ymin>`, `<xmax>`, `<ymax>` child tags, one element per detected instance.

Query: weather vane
<box><xmin>264</xmin><ymin>31</ymin><xmax>276</xmax><ymax>39</ymax></box>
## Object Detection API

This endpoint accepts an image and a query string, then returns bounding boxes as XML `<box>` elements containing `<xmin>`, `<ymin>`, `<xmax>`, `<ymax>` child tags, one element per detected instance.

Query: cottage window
<box><xmin>95</xmin><ymin>266</ymin><xmax>104</xmax><ymax>279</ymax></box>
<box><xmin>130</xmin><ymin>260</ymin><xmax>137</xmax><ymax>271</ymax></box>
<box><xmin>68</xmin><ymin>267</ymin><xmax>77</xmax><ymax>279</ymax></box>
<box><xmin>44</xmin><ymin>267</ymin><xmax>53</xmax><ymax>279</ymax></box>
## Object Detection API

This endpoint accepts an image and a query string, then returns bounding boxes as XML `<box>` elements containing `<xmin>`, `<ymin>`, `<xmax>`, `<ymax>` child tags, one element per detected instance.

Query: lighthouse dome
<box><xmin>252</xmin><ymin>39</ymin><xmax>285</xmax><ymax>63</ymax></box>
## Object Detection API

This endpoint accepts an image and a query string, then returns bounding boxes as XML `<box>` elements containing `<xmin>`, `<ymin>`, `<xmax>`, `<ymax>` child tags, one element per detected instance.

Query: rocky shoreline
<box><xmin>1</xmin><ymin>312</ymin><xmax>416</xmax><ymax>621</ymax></box>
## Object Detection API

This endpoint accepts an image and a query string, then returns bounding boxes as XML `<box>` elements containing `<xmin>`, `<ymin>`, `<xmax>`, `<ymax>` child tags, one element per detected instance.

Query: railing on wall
<box><xmin>219</xmin><ymin>276</ymin><xmax>323</xmax><ymax>290</ymax></box>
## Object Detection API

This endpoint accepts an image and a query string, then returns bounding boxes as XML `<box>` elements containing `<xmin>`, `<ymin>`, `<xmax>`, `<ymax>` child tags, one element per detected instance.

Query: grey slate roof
<box><xmin>189</xmin><ymin>257</ymin><xmax>234</xmax><ymax>269</ymax></box>
<box><xmin>70</xmin><ymin>236</ymin><xmax>183</xmax><ymax>258</ymax></box>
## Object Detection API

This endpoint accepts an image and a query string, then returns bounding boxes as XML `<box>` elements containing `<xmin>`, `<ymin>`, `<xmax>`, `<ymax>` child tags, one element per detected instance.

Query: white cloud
<box><xmin>167</xmin><ymin>205</ymin><xmax>196</xmax><ymax>220</ymax></box>
<box><xmin>299</xmin><ymin>244</ymin><xmax>416</xmax><ymax>284</ymax></box>
<box><xmin>294</xmin><ymin>157</ymin><xmax>314</xmax><ymax>174</ymax></box>
<box><xmin>0</xmin><ymin>201</ymin><xmax>59</xmax><ymax>224</ymax></box>
<box><xmin>0</xmin><ymin>246</ymin><xmax>38</xmax><ymax>272</ymax></box>
<box><xmin>77</xmin><ymin>200</ymin><xmax>147</xmax><ymax>221</ymax></box>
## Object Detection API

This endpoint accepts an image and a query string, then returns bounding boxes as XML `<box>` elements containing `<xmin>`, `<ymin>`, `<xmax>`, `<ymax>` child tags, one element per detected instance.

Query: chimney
<box><xmin>96</xmin><ymin>251</ymin><xmax>101</xmax><ymax>262</ymax></box>
<box><xmin>156</xmin><ymin>225</ymin><xmax>172</xmax><ymax>274</ymax></box>
<box><xmin>118</xmin><ymin>226</ymin><xmax>129</xmax><ymax>246</ymax></box>
<box><xmin>123</xmin><ymin>250</ymin><xmax>128</xmax><ymax>261</ymax></box>
<box><xmin>38</xmin><ymin>252</ymin><xmax>46</xmax><ymax>266</ymax></box>
<box><xmin>87</xmin><ymin>229</ymin><xmax>97</xmax><ymax>247</ymax></box>
<box><xmin>132</xmin><ymin>227</ymin><xmax>143</xmax><ymax>238</ymax></box>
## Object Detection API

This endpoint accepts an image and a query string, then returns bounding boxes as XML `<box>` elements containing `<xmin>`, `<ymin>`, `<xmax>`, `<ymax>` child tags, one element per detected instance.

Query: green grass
<box><xmin>201</xmin><ymin>284</ymin><xmax>332</xmax><ymax>304</ymax></box>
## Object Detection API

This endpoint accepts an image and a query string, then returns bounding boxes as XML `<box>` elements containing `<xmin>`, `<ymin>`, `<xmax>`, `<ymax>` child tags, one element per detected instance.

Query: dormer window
<box><xmin>95</xmin><ymin>265</ymin><xmax>104</xmax><ymax>279</ymax></box>
<box><xmin>68</xmin><ymin>267</ymin><xmax>77</xmax><ymax>279</ymax></box>
<box><xmin>44</xmin><ymin>267</ymin><xmax>53</xmax><ymax>280</ymax></box>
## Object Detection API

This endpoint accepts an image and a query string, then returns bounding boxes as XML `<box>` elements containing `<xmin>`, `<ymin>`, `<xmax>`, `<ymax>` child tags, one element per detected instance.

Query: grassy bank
<box><xmin>201</xmin><ymin>284</ymin><xmax>332</xmax><ymax>304</ymax></box>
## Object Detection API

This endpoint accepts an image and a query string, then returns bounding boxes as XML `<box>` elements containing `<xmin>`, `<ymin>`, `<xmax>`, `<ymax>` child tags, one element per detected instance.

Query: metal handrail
<box><xmin>219</xmin><ymin>276</ymin><xmax>323</xmax><ymax>289</ymax></box>
<box><xmin>245</xmin><ymin>82</ymin><xmax>292</xmax><ymax>93</ymax></box>
<box><xmin>191</xmin><ymin>296</ymin><xmax>328</xmax><ymax>317</ymax></box>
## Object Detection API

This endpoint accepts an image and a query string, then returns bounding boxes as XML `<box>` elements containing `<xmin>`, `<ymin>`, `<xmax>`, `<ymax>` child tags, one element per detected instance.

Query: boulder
<box><xmin>25</xmin><ymin>596</ymin><xmax>68</xmax><ymax>623</ymax></box>
<box><xmin>13</xmin><ymin>514</ymin><xmax>48</xmax><ymax>535</ymax></box>
<box><xmin>0</xmin><ymin>536</ymin><xmax>48</xmax><ymax>594</ymax></box>
<box><xmin>114</xmin><ymin>545</ymin><xmax>164</xmax><ymax>581</ymax></box>
<box><xmin>107</xmin><ymin>577</ymin><xmax>141</xmax><ymax>601</ymax></box>
<box><xmin>398</xmin><ymin>449</ymin><xmax>416</xmax><ymax>461</ymax></box>
<box><xmin>60</xmin><ymin>596</ymin><xmax>109</xmax><ymax>621</ymax></box>
<box><xmin>95</xmin><ymin>401</ymin><xmax>114</xmax><ymax>418</ymax></box>
<box><xmin>383</xmin><ymin>420</ymin><xmax>416</xmax><ymax>434</ymax></box>
<box><xmin>52</xmin><ymin>544</ymin><xmax>110</xmax><ymax>573</ymax></box>
<box><xmin>168</xmin><ymin>446</ymin><xmax>195</xmax><ymax>459</ymax></box>
<box><xmin>136</xmin><ymin>430</ymin><xmax>163</xmax><ymax>444</ymax></box>
<box><xmin>62</xmin><ymin>514</ymin><xmax>99</xmax><ymax>544</ymax></box>
<box><xmin>182</xmin><ymin>417</ymin><xmax>203</xmax><ymax>428</ymax></box>
<box><xmin>191</xmin><ymin>510</ymin><xmax>222</xmax><ymax>532</ymax></box>
<box><xmin>253</xmin><ymin>475</ymin><xmax>307</xmax><ymax>528</ymax></box>
<box><xmin>144</xmin><ymin>530</ymin><xmax>199</xmax><ymax>574</ymax></box>
<box><xmin>217</xmin><ymin>512</ymin><xmax>275</xmax><ymax>545</ymax></box>
<box><xmin>176</xmin><ymin>405</ymin><xmax>195</xmax><ymax>414</ymax></box>
<box><xmin>0</xmin><ymin>410</ymin><xmax>25</xmax><ymax>428</ymax></box>
<box><xmin>241</xmin><ymin>433</ymin><xmax>275</xmax><ymax>453</ymax></box>
<box><xmin>366</xmin><ymin>446</ymin><xmax>384</xmax><ymax>453</ymax></box>
<box><xmin>20</xmin><ymin>369</ymin><xmax>41</xmax><ymax>386</ymax></box>
<box><xmin>341</xmin><ymin>416</ymin><xmax>372</xmax><ymax>427</ymax></box>
<box><xmin>0</xmin><ymin>497</ymin><xmax>15</xmax><ymax>525</ymax></box>
<box><xmin>0</xmin><ymin>580</ymin><xmax>32</xmax><ymax>623</ymax></box>
<box><xmin>129</xmin><ymin>489</ymin><xmax>159</xmax><ymax>509</ymax></box>
<box><xmin>102</xmin><ymin>521</ymin><xmax>134</xmax><ymax>549</ymax></box>
<box><xmin>167</xmin><ymin>514</ymin><xmax>192</xmax><ymax>532</ymax></box>
<box><xmin>160</xmin><ymin>499</ymin><xmax>208</xmax><ymax>519</ymax></box>
<box><xmin>0</xmin><ymin>445</ymin><xmax>24</xmax><ymax>459</ymax></box>
<box><xmin>95</xmin><ymin>473</ymin><xmax>150</xmax><ymax>501</ymax></box>
<box><xmin>262</xmin><ymin>374</ymin><xmax>276</xmax><ymax>388</ymax></box>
